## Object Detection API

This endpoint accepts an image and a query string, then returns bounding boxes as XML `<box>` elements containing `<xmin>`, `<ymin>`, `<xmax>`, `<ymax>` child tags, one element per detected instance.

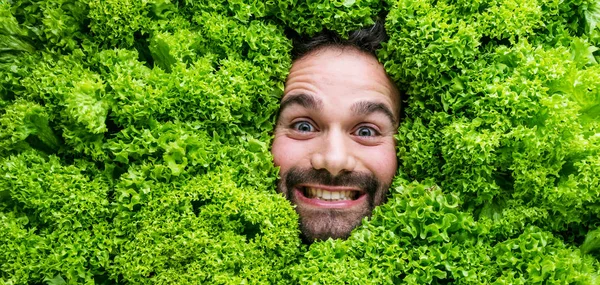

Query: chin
<box><xmin>296</xmin><ymin>206</ymin><xmax>372</xmax><ymax>242</ymax></box>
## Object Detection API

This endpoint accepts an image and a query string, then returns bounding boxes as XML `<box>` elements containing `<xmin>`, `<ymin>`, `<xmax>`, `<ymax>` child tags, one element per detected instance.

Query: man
<box><xmin>271</xmin><ymin>23</ymin><xmax>401</xmax><ymax>242</ymax></box>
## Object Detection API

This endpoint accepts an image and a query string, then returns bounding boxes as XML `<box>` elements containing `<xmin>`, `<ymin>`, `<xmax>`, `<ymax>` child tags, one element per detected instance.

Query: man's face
<box><xmin>271</xmin><ymin>47</ymin><xmax>400</xmax><ymax>242</ymax></box>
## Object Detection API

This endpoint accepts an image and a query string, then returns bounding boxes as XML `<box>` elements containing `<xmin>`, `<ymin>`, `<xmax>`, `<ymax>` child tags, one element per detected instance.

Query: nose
<box><xmin>310</xmin><ymin>129</ymin><xmax>356</xmax><ymax>176</ymax></box>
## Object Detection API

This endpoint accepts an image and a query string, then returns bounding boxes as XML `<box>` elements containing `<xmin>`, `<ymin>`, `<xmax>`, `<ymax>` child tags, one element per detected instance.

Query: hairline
<box><xmin>292</xmin><ymin>44</ymin><xmax>376</xmax><ymax>65</ymax></box>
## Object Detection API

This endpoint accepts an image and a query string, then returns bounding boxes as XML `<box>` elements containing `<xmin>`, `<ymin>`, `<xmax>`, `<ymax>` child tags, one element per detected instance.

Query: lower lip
<box><xmin>294</xmin><ymin>188</ymin><xmax>367</xmax><ymax>208</ymax></box>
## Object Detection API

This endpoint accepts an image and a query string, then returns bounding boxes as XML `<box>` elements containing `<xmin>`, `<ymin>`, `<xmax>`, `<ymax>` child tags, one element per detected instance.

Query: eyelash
<box><xmin>353</xmin><ymin>126</ymin><xmax>380</xmax><ymax>137</ymax></box>
<box><xmin>291</xmin><ymin>121</ymin><xmax>380</xmax><ymax>138</ymax></box>
<box><xmin>291</xmin><ymin>121</ymin><xmax>316</xmax><ymax>133</ymax></box>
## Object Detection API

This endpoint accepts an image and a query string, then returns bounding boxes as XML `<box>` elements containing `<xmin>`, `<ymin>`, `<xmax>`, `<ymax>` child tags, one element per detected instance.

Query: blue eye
<box><xmin>355</xmin><ymin>126</ymin><xmax>377</xmax><ymax>137</ymax></box>
<box><xmin>292</xmin><ymin>121</ymin><xmax>315</xmax><ymax>132</ymax></box>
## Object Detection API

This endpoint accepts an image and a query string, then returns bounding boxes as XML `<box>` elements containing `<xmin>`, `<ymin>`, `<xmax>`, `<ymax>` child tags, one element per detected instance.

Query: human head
<box><xmin>271</xmin><ymin>23</ymin><xmax>401</xmax><ymax>242</ymax></box>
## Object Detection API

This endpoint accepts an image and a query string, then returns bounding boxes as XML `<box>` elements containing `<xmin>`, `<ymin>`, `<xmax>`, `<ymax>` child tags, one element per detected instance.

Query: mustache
<box><xmin>284</xmin><ymin>167</ymin><xmax>380</xmax><ymax>195</ymax></box>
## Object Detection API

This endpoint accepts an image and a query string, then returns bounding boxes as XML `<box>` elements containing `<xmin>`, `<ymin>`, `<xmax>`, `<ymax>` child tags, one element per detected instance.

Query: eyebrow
<box><xmin>279</xmin><ymin>93</ymin><xmax>323</xmax><ymax>113</ymax></box>
<box><xmin>351</xmin><ymin>101</ymin><xmax>397</xmax><ymax>126</ymax></box>
<box><xmin>278</xmin><ymin>94</ymin><xmax>397</xmax><ymax>126</ymax></box>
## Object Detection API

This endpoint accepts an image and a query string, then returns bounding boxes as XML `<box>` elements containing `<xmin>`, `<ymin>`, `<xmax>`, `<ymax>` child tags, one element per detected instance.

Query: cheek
<box><xmin>360</xmin><ymin>143</ymin><xmax>397</xmax><ymax>184</ymax></box>
<box><xmin>271</xmin><ymin>135</ymin><xmax>304</xmax><ymax>174</ymax></box>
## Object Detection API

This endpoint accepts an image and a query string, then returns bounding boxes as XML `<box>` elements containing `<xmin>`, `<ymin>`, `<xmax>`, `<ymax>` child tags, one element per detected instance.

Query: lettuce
<box><xmin>1</xmin><ymin>0</ymin><xmax>599</xmax><ymax>283</ymax></box>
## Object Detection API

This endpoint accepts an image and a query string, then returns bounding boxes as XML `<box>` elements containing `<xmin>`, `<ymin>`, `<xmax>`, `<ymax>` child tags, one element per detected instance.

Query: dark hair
<box><xmin>287</xmin><ymin>22</ymin><xmax>404</xmax><ymax>121</ymax></box>
<box><xmin>290</xmin><ymin>22</ymin><xmax>388</xmax><ymax>61</ymax></box>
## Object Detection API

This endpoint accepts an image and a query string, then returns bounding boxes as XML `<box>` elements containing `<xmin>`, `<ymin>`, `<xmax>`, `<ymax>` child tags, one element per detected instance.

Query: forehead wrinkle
<box><xmin>279</xmin><ymin>93</ymin><xmax>323</xmax><ymax>113</ymax></box>
<box><xmin>351</xmin><ymin>101</ymin><xmax>397</xmax><ymax>126</ymax></box>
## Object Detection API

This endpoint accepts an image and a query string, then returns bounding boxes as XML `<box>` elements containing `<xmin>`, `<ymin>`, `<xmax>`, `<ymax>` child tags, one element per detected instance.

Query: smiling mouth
<box><xmin>301</xmin><ymin>186</ymin><xmax>362</xmax><ymax>201</ymax></box>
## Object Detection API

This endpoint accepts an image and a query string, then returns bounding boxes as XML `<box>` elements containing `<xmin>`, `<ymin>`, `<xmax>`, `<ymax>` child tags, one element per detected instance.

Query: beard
<box><xmin>277</xmin><ymin>167</ymin><xmax>389</xmax><ymax>243</ymax></box>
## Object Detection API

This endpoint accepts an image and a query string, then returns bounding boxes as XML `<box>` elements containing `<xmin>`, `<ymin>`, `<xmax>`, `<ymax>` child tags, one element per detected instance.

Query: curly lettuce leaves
<box><xmin>1</xmin><ymin>0</ymin><xmax>599</xmax><ymax>283</ymax></box>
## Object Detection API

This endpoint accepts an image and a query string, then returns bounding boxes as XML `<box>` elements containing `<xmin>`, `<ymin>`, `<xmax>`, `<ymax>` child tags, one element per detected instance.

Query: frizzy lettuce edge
<box><xmin>1</xmin><ymin>0</ymin><xmax>600</xmax><ymax>284</ymax></box>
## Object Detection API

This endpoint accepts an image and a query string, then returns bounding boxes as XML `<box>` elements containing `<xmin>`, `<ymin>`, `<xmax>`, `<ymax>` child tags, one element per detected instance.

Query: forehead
<box><xmin>283</xmin><ymin>47</ymin><xmax>400</xmax><ymax>115</ymax></box>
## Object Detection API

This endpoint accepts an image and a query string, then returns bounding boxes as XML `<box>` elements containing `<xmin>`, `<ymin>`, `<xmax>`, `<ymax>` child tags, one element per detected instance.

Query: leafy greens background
<box><xmin>1</xmin><ymin>0</ymin><xmax>600</xmax><ymax>284</ymax></box>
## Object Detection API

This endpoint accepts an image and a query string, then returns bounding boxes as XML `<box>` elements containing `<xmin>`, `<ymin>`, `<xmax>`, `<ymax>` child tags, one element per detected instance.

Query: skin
<box><xmin>271</xmin><ymin>46</ymin><xmax>401</xmax><ymax>242</ymax></box>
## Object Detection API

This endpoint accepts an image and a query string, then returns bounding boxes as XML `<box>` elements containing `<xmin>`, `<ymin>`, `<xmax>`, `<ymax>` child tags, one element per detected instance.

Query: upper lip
<box><xmin>297</xmin><ymin>184</ymin><xmax>364</xmax><ymax>193</ymax></box>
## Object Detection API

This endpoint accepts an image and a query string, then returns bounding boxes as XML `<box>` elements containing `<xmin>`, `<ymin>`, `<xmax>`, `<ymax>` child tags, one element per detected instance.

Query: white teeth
<box><xmin>332</xmin><ymin>192</ymin><xmax>340</xmax><ymax>200</ymax></box>
<box><xmin>305</xmin><ymin>187</ymin><xmax>357</xmax><ymax>201</ymax></box>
